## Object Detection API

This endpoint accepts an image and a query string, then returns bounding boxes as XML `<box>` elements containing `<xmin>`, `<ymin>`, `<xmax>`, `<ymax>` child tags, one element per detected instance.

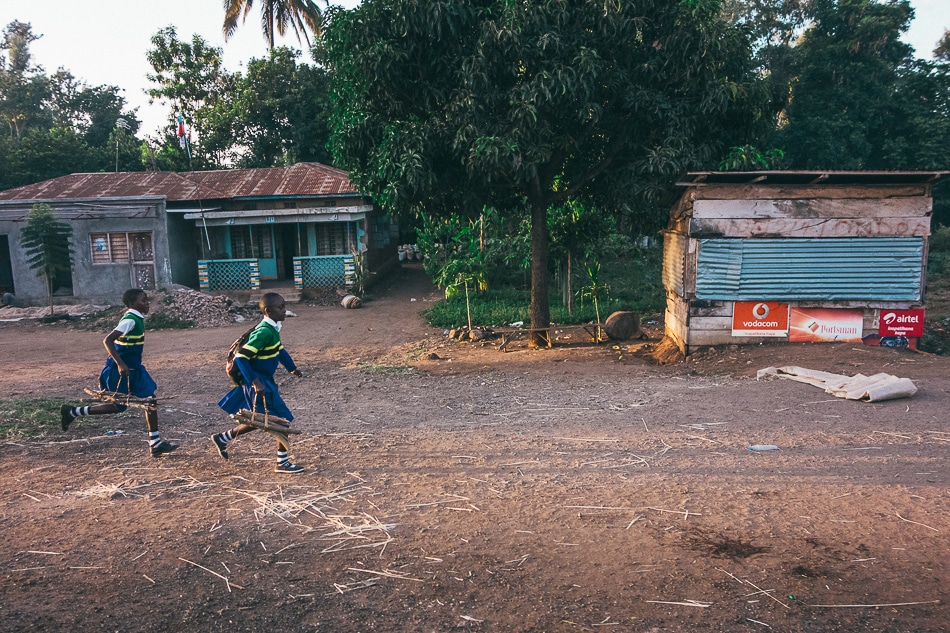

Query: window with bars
<box><xmin>229</xmin><ymin>226</ymin><xmax>273</xmax><ymax>259</ymax></box>
<box><xmin>90</xmin><ymin>232</ymin><xmax>153</xmax><ymax>264</ymax></box>
<box><xmin>316</xmin><ymin>224</ymin><xmax>349</xmax><ymax>255</ymax></box>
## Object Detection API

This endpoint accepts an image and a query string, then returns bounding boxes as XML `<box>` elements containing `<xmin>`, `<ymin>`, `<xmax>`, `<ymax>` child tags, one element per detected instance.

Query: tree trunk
<box><xmin>567</xmin><ymin>251</ymin><xmax>573</xmax><ymax>315</ymax></box>
<box><xmin>47</xmin><ymin>275</ymin><xmax>55</xmax><ymax>316</ymax></box>
<box><xmin>479</xmin><ymin>212</ymin><xmax>485</xmax><ymax>256</ymax></box>
<box><xmin>529</xmin><ymin>199</ymin><xmax>550</xmax><ymax>348</ymax></box>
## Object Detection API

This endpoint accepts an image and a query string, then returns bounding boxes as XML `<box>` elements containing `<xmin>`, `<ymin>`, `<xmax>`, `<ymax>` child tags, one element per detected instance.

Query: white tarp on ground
<box><xmin>756</xmin><ymin>366</ymin><xmax>918</xmax><ymax>402</ymax></box>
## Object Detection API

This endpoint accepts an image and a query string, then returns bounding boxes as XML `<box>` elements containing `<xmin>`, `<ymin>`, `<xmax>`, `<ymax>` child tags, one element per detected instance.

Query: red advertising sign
<box><xmin>732</xmin><ymin>302</ymin><xmax>790</xmax><ymax>337</ymax></box>
<box><xmin>879</xmin><ymin>309</ymin><xmax>925</xmax><ymax>337</ymax></box>
<box><xmin>789</xmin><ymin>308</ymin><xmax>864</xmax><ymax>343</ymax></box>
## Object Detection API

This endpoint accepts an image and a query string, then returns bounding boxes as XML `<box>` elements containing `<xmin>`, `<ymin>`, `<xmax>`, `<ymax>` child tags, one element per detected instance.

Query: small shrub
<box><xmin>146</xmin><ymin>313</ymin><xmax>195</xmax><ymax>329</ymax></box>
<box><xmin>929</xmin><ymin>225</ymin><xmax>950</xmax><ymax>253</ymax></box>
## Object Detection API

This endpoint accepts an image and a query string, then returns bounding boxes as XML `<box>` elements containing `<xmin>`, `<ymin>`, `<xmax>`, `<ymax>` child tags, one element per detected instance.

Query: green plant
<box><xmin>430</xmin><ymin>217</ymin><xmax>488</xmax><ymax>330</ymax></box>
<box><xmin>929</xmin><ymin>225</ymin><xmax>950</xmax><ymax>253</ymax></box>
<box><xmin>577</xmin><ymin>261</ymin><xmax>610</xmax><ymax>343</ymax></box>
<box><xmin>146</xmin><ymin>313</ymin><xmax>195</xmax><ymax>329</ymax></box>
<box><xmin>719</xmin><ymin>145</ymin><xmax>786</xmax><ymax>171</ymax></box>
<box><xmin>20</xmin><ymin>203</ymin><xmax>74</xmax><ymax>316</ymax></box>
<box><xmin>348</xmin><ymin>249</ymin><xmax>373</xmax><ymax>296</ymax></box>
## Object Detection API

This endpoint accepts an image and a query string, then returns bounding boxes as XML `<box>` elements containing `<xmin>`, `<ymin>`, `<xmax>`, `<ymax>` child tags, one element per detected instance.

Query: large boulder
<box><xmin>603</xmin><ymin>311</ymin><xmax>644</xmax><ymax>341</ymax></box>
<box><xmin>341</xmin><ymin>294</ymin><xmax>363</xmax><ymax>309</ymax></box>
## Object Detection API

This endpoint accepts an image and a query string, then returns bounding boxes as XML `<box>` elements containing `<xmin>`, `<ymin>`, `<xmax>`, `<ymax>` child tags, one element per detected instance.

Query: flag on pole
<box><xmin>176</xmin><ymin>114</ymin><xmax>191</xmax><ymax>162</ymax></box>
<box><xmin>177</xmin><ymin>115</ymin><xmax>186</xmax><ymax>149</ymax></box>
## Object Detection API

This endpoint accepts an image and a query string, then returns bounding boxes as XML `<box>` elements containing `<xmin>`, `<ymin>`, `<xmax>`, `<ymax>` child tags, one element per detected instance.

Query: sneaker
<box><xmin>60</xmin><ymin>405</ymin><xmax>75</xmax><ymax>431</ymax></box>
<box><xmin>211</xmin><ymin>434</ymin><xmax>229</xmax><ymax>460</ymax></box>
<box><xmin>274</xmin><ymin>461</ymin><xmax>305</xmax><ymax>474</ymax></box>
<box><xmin>150</xmin><ymin>440</ymin><xmax>178</xmax><ymax>458</ymax></box>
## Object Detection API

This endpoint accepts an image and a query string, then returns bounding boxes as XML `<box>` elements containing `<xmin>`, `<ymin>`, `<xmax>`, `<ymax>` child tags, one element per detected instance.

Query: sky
<box><xmin>3</xmin><ymin>0</ymin><xmax>948</xmax><ymax>138</ymax></box>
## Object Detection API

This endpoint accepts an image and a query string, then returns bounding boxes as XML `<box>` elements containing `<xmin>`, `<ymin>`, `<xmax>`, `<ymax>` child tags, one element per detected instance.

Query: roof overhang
<box><xmin>678</xmin><ymin>171</ymin><xmax>950</xmax><ymax>188</ymax></box>
<box><xmin>181</xmin><ymin>204</ymin><xmax>373</xmax><ymax>226</ymax></box>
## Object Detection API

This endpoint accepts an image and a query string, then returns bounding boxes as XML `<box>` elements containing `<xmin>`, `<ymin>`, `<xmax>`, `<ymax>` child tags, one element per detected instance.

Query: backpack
<box><xmin>226</xmin><ymin>325</ymin><xmax>260</xmax><ymax>385</ymax></box>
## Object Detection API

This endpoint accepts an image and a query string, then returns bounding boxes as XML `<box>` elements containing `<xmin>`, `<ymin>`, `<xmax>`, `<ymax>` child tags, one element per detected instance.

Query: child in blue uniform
<box><xmin>61</xmin><ymin>288</ymin><xmax>177</xmax><ymax>458</ymax></box>
<box><xmin>212</xmin><ymin>292</ymin><xmax>304</xmax><ymax>473</ymax></box>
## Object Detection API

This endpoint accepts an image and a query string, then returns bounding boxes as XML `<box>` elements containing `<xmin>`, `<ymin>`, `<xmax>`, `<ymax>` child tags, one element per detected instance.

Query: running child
<box><xmin>211</xmin><ymin>292</ymin><xmax>304</xmax><ymax>473</ymax></box>
<box><xmin>60</xmin><ymin>288</ymin><xmax>177</xmax><ymax>458</ymax></box>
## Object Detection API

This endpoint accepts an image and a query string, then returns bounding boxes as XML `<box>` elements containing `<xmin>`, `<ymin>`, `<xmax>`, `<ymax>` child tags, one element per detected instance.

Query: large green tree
<box><xmin>0</xmin><ymin>21</ymin><xmax>47</xmax><ymax>141</ymax></box>
<box><xmin>146</xmin><ymin>26</ymin><xmax>233</xmax><ymax>168</ymax></box>
<box><xmin>229</xmin><ymin>47</ymin><xmax>332</xmax><ymax>167</ymax></box>
<box><xmin>323</xmin><ymin>0</ymin><xmax>765</xmax><ymax>346</ymax></box>
<box><xmin>223</xmin><ymin>0</ymin><xmax>325</xmax><ymax>50</ymax></box>
<box><xmin>776</xmin><ymin>0</ymin><xmax>917</xmax><ymax>168</ymax></box>
<box><xmin>1</xmin><ymin>21</ymin><xmax>142</xmax><ymax>188</ymax></box>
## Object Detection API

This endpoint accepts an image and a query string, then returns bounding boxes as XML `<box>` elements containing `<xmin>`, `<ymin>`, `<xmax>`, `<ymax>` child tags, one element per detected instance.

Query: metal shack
<box><xmin>662</xmin><ymin>171</ymin><xmax>949</xmax><ymax>355</ymax></box>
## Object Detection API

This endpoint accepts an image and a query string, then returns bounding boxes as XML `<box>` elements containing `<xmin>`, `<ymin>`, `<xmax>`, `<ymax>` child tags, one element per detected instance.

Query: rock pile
<box><xmin>150</xmin><ymin>288</ymin><xmax>254</xmax><ymax>328</ymax></box>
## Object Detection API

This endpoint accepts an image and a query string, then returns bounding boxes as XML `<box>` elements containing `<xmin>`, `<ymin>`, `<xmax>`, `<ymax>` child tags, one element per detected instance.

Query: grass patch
<box><xmin>0</xmin><ymin>397</ymin><xmax>67</xmax><ymax>439</ymax></box>
<box><xmin>0</xmin><ymin>397</ymin><xmax>137</xmax><ymax>439</ymax></box>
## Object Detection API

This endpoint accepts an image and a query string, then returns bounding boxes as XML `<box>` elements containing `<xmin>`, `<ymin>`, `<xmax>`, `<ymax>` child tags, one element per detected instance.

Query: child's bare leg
<box><xmin>145</xmin><ymin>407</ymin><xmax>159</xmax><ymax>433</ymax></box>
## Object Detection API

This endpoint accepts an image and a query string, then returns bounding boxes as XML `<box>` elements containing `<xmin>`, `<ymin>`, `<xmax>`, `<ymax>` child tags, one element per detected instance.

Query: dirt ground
<box><xmin>0</xmin><ymin>263</ymin><xmax>947</xmax><ymax>633</ymax></box>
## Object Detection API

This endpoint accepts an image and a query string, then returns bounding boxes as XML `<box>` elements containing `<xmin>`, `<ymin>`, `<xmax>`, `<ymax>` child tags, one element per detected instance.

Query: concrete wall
<box><xmin>0</xmin><ymin>197</ymin><xmax>174</xmax><ymax>306</ymax></box>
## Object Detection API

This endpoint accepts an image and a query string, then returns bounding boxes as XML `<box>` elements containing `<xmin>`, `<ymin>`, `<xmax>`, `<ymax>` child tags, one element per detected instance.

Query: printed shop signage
<box><xmin>789</xmin><ymin>308</ymin><xmax>864</xmax><ymax>343</ymax></box>
<box><xmin>732</xmin><ymin>302</ymin><xmax>790</xmax><ymax>337</ymax></box>
<box><xmin>879</xmin><ymin>308</ymin><xmax>925</xmax><ymax>337</ymax></box>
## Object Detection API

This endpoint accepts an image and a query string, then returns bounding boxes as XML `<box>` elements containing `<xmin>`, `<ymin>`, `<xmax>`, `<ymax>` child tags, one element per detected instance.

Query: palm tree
<box><xmin>223</xmin><ymin>0</ymin><xmax>324</xmax><ymax>50</ymax></box>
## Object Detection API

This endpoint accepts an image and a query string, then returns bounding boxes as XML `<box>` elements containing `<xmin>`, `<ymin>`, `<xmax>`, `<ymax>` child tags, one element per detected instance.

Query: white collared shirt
<box><xmin>262</xmin><ymin>316</ymin><xmax>282</xmax><ymax>332</ymax></box>
<box><xmin>115</xmin><ymin>308</ymin><xmax>146</xmax><ymax>334</ymax></box>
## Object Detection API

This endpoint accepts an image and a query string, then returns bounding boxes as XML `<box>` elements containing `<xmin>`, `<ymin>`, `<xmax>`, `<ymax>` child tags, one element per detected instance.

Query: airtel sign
<box><xmin>879</xmin><ymin>309</ymin><xmax>925</xmax><ymax>337</ymax></box>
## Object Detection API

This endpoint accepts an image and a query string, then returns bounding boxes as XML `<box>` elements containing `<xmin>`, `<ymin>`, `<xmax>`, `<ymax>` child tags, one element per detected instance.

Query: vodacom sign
<box><xmin>732</xmin><ymin>301</ymin><xmax>790</xmax><ymax>337</ymax></box>
<box><xmin>751</xmin><ymin>303</ymin><xmax>771</xmax><ymax>319</ymax></box>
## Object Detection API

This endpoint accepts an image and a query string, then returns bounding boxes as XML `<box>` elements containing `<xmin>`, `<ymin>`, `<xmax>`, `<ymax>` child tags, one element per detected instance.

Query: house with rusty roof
<box><xmin>0</xmin><ymin>163</ymin><xmax>398</xmax><ymax>306</ymax></box>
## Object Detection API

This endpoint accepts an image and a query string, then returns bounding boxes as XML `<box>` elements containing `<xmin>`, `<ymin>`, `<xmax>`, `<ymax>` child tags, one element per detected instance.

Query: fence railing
<box><xmin>293</xmin><ymin>255</ymin><xmax>355</xmax><ymax>289</ymax></box>
<box><xmin>198</xmin><ymin>259</ymin><xmax>261</xmax><ymax>291</ymax></box>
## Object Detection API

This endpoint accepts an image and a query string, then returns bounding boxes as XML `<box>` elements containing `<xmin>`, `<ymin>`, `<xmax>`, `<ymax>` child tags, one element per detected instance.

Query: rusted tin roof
<box><xmin>0</xmin><ymin>162</ymin><xmax>358</xmax><ymax>202</ymax></box>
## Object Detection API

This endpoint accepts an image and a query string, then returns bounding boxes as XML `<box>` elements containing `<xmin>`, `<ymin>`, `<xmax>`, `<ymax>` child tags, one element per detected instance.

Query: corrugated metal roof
<box><xmin>0</xmin><ymin>162</ymin><xmax>358</xmax><ymax>202</ymax></box>
<box><xmin>678</xmin><ymin>171</ymin><xmax>950</xmax><ymax>187</ymax></box>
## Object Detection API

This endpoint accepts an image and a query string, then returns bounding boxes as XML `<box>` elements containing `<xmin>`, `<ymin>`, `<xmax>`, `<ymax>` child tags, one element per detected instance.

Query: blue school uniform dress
<box><xmin>218</xmin><ymin>317</ymin><xmax>298</xmax><ymax>421</ymax></box>
<box><xmin>99</xmin><ymin>309</ymin><xmax>157</xmax><ymax>398</ymax></box>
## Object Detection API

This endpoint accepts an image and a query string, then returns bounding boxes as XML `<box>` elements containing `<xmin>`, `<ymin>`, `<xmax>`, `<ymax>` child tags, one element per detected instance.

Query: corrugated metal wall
<box><xmin>662</xmin><ymin>232</ymin><xmax>688</xmax><ymax>297</ymax></box>
<box><xmin>696</xmin><ymin>237</ymin><xmax>923</xmax><ymax>301</ymax></box>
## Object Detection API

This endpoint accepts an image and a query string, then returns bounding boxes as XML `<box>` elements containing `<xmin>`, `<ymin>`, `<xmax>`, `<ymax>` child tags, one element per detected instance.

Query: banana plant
<box><xmin>436</xmin><ymin>257</ymin><xmax>487</xmax><ymax>331</ymax></box>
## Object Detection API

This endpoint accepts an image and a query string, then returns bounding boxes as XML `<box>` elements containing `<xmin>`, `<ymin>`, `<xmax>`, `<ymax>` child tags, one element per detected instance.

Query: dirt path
<box><xmin>1</xmin><ymin>264</ymin><xmax>947</xmax><ymax>632</ymax></box>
